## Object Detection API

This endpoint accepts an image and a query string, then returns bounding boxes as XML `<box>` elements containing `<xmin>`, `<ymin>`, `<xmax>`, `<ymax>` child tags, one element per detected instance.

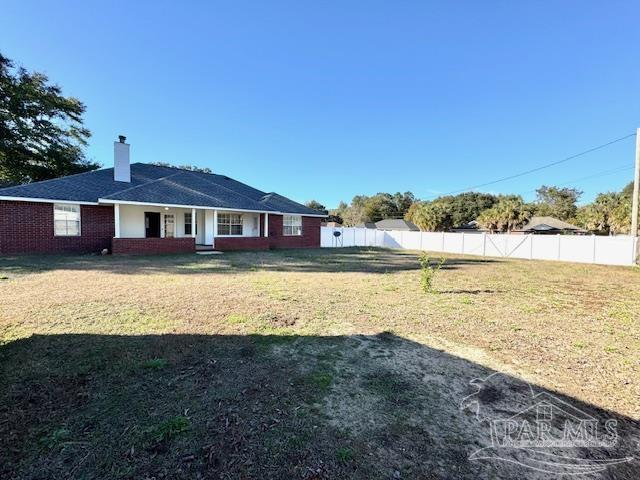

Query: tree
<box><xmin>151</xmin><ymin>162</ymin><xmax>212</xmax><ymax>173</ymax></box>
<box><xmin>534</xmin><ymin>186</ymin><xmax>582</xmax><ymax>220</ymax></box>
<box><xmin>405</xmin><ymin>201</ymin><xmax>452</xmax><ymax>231</ymax></box>
<box><xmin>477</xmin><ymin>195</ymin><xmax>532</xmax><ymax>233</ymax></box>
<box><xmin>305</xmin><ymin>200</ymin><xmax>328</xmax><ymax>214</ymax></box>
<box><xmin>0</xmin><ymin>52</ymin><xmax>98</xmax><ymax>185</ymax></box>
<box><xmin>576</xmin><ymin>191</ymin><xmax>630</xmax><ymax>235</ymax></box>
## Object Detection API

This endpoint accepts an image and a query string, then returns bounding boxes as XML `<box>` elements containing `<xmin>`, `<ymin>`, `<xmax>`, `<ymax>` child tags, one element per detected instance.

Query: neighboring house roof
<box><xmin>0</xmin><ymin>163</ymin><xmax>323</xmax><ymax>216</ymax></box>
<box><xmin>519</xmin><ymin>216</ymin><xmax>585</xmax><ymax>232</ymax></box>
<box><xmin>355</xmin><ymin>222</ymin><xmax>377</xmax><ymax>229</ymax></box>
<box><xmin>374</xmin><ymin>219</ymin><xmax>420</xmax><ymax>231</ymax></box>
<box><xmin>453</xmin><ymin>220</ymin><xmax>481</xmax><ymax>230</ymax></box>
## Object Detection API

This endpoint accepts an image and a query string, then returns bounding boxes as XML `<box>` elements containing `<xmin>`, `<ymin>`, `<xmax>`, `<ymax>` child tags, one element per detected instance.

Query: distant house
<box><xmin>514</xmin><ymin>216</ymin><xmax>587</xmax><ymax>235</ymax></box>
<box><xmin>374</xmin><ymin>219</ymin><xmax>420</xmax><ymax>231</ymax></box>
<box><xmin>451</xmin><ymin>220</ymin><xmax>486</xmax><ymax>233</ymax></box>
<box><xmin>355</xmin><ymin>222</ymin><xmax>377</xmax><ymax>229</ymax></box>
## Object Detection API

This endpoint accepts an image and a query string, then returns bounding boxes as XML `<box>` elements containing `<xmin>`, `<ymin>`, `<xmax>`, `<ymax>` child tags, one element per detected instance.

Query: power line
<box><xmin>429</xmin><ymin>132</ymin><xmax>637</xmax><ymax>198</ymax></box>
<box><xmin>522</xmin><ymin>164</ymin><xmax>634</xmax><ymax>196</ymax></box>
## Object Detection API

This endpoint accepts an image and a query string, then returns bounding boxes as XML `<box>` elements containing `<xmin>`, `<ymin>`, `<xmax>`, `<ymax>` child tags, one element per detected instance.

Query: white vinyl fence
<box><xmin>321</xmin><ymin>227</ymin><xmax>639</xmax><ymax>267</ymax></box>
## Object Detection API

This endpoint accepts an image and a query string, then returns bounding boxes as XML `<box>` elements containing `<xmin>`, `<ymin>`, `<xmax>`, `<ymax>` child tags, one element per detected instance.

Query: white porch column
<box><xmin>213</xmin><ymin>209</ymin><xmax>218</xmax><ymax>248</ymax></box>
<box><xmin>191</xmin><ymin>208</ymin><xmax>196</xmax><ymax>238</ymax></box>
<box><xmin>264</xmin><ymin>213</ymin><xmax>269</xmax><ymax>237</ymax></box>
<box><xmin>114</xmin><ymin>204</ymin><xmax>121</xmax><ymax>238</ymax></box>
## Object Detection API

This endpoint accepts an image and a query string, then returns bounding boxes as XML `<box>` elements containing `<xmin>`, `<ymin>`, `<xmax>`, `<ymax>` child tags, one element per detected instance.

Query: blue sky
<box><xmin>2</xmin><ymin>1</ymin><xmax>639</xmax><ymax>208</ymax></box>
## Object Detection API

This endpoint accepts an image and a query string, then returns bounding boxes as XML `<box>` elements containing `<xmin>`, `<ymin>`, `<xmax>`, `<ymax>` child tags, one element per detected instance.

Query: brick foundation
<box><xmin>111</xmin><ymin>237</ymin><xmax>196</xmax><ymax>255</ymax></box>
<box><xmin>0</xmin><ymin>201</ymin><xmax>114</xmax><ymax>255</ymax></box>
<box><xmin>214</xmin><ymin>236</ymin><xmax>270</xmax><ymax>251</ymax></box>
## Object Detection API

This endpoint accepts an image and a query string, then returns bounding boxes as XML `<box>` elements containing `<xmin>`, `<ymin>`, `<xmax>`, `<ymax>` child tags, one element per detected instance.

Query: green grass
<box><xmin>147</xmin><ymin>416</ymin><xmax>191</xmax><ymax>443</ymax></box>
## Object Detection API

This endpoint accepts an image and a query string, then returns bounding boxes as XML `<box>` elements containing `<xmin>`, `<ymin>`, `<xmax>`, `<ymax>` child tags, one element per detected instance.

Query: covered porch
<box><xmin>107</xmin><ymin>202</ymin><xmax>272</xmax><ymax>254</ymax></box>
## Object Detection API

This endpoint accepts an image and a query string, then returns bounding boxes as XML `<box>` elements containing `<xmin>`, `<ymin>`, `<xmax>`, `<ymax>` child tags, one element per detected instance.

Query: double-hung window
<box><xmin>184</xmin><ymin>212</ymin><xmax>193</xmax><ymax>235</ymax></box>
<box><xmin>54</xmin><ymin>204</ymin><xmax>81</xmax><ymax>236</ymax></box>
<box><xmin>218</xmin><ymin>213</ymin><xmax>243</xmax><ymax>235</ymax></box>
<box><xmin>283</xmin><ymin>215</ymin><xmax>302</xmax><ymax>236</ymax></box>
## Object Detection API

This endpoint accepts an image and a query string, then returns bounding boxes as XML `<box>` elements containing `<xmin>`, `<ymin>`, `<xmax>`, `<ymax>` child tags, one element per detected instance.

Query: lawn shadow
<box><xmin>0</xmin><ymin>247</ymin><xmax>500</xmax><ymax>277</ymax></box>
<box><xmin>0</xmin><ymin>332</ymin><xmax>637</xmax><ymax>479</ymax></box>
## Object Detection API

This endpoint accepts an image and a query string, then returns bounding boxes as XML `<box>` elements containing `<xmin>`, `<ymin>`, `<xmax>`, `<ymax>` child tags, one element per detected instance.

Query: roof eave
<box><xmin>0</xmin><ymin>195</ymin><xmax>99</xmax><ymax>205</ymax></box>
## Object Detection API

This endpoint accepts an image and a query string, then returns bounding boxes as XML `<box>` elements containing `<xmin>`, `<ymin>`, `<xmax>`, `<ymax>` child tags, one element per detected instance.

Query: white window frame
<box><xmin>217</xmin><ymin>213</ymin><xmax>243</xmax><ymax>236</ymax></box>
<box><xmin>184</xmin><ymin>212</ymin><xmax>193</xmax><ymax>236</ymax></box>
<box><xmin>283</xmin><ymin>215</ymin><xmax>302</xmax><ymax>236</ymax></box>
<box><xmin>54</xmin><ymin>203</ymin><xmax>81</xmax><ymax>237</ymax></box>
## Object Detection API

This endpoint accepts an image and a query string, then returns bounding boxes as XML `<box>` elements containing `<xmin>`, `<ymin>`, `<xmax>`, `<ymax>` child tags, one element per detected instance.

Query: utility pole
<box><xmin>632</xmin><ymin>128</ymin><xmax>640</xmax><ymax>238</ymax></box>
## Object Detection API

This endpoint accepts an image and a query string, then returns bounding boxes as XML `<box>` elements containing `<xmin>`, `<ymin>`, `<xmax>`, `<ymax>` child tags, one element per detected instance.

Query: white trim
<box><xmin>264</xmin><ymin>213</ymin><xmax>269</xmax><ymax>237</ymax></box>
<box><xmin>114</xmin><ymin>204</ymin><xmax>121</xmax><ymax>238</ymax></box>
<box><xmin>98</xmin><ymin>198</ymin><xmax>327</xmax><ymax>217</ymax></box>
<box><xmin>0</xmin><ymin>196</ymin><xmax>98</xmax><ymax>205</ymax></box>
<box><xmin>280</xmin><ymin>212</ymin><xmax>326</xmax><ymax>218</ymax></box>
<box><xmin>0</xmin><ymin>196</ymin><xmax>327</xmax><ymax>217</ymax></box>
<box><xmin>98</xmin><ymin>198</ymin><xmax>274</xmax><ymax>214</ymax></box>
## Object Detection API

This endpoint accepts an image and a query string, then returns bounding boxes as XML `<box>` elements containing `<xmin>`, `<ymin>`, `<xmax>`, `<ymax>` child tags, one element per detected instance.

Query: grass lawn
<box><xmin>1</xmin><ymin>248</ymin><xmax>639</xmax><ymax>479</ymax></box>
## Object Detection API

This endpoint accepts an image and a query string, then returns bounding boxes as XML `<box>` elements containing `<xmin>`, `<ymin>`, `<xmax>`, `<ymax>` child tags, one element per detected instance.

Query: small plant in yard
<box><xmin>140</xmin><ymin>358</ymin><xmax>168</xmax><ymax>369</ymax></box>
<box><xmin>147</xmin><ymin>415</ymin><xmax>191</xmax><ymax>443</ymax></box>
<box><xmin>418</xmin><ymin>253</ymin><xmax>445</xmax><ymax>293</ymax></box>
<box><xmin>39</xmin><ymin>427</ymin><xmax>70</xmax><ymax>449</ymax></box>
<box><xmin>336</xmin><ymin>447</ymin><xmax>354</xmax><ymax>463</ymax></box>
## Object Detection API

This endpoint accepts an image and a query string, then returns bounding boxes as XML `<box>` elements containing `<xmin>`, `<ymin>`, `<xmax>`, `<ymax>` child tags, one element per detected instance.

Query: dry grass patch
<box><xmin>0</xmin><ymin>248</ymin><xmax>639</xmax><ymax>479</ymax></box>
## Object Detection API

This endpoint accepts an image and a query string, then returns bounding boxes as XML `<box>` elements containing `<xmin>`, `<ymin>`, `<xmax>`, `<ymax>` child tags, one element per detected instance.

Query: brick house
<box><xmin>0</xmin><ymin>137</ymin><xmax>325</xmax><ymax>255</ymax></box>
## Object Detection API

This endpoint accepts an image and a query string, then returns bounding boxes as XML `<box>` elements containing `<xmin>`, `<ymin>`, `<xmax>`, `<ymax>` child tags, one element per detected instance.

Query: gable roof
<box><xmin>520</xmin><ymin>216</ymin><xmax>584</xmax><ymax>232</ymax></box>
<box><xmin>375</xmin><ymin>219</ymin><xmax>420</xmax><ymax>231</ymax></box>
<box><xmin>0</xmin><ymin>163</ymin><xmax>323</xmax><ymax>216</ymax></box>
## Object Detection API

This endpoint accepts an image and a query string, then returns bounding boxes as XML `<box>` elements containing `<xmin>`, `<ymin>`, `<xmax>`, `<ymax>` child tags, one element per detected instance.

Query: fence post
<box><xmin>529</xmin><ymin>234</ymin><xmax>533</xmax><ymax>260</ymax></box>
<box><xmin>420</xmin><ymin>231</ymin><xmax>424</xmax><ymax>250</ymax></box>
<box><xmin>482</xmin><ymin>232</ymin><xmax>487</xmax><ymax>257</ymax></box>
<box><xmin>557</xmin><ymin>234</ymin><xmax>561</xmax><ymax>260</ymax></box>
<box><xmin>461</xmin><ymin>232</ymin><xmax>465</xmax><ymax>254</ymax></box>
<box><xmin>441</xmin><ymin>231</ymin><xmax>445</xmax><ymax>252</ymax></box>
<box><xmin>592</xmin><ymin>234</ymin><xmax>597</xmax><ymax>264</ymax></box>
<box><xmin>400</xmin><ymin>230</ymin><xmax>404</xmax><ymax>249</ymax></box>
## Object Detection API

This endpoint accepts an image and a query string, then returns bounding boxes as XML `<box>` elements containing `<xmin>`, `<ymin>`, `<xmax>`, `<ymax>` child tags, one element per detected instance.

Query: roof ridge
<box><xmin>101</xmin><ymin>171</ymin><xmax>184</xmax><ymax>198</ymax></box>
<box><xmin>104</xmin><ymin>170</ymin><xmax>277</xmax><ymax>211</ymax></box>
<box><xmin>181</xmin><ymin>170</ymin><xmax>273</xmax><ymax>207</ymax></box>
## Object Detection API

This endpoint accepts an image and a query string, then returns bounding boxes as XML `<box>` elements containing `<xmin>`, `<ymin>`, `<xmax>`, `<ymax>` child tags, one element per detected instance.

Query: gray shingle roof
<box><xmin>0</xmin><ymin>163</ymin><xmax>322</xmax><ymax>215</ymax></box>
<box><xmin>520</xmin><ymin>216</ymin><xmax>584</xmax><ymax>232</ymax></box>
<box><xmin>375</xmin><ymin>219</ymin><xmax>420</xmax><ymax>231</ymax></box>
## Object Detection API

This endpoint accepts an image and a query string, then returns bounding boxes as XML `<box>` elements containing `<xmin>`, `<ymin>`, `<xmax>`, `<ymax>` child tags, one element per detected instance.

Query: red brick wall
<box><xmin>214</xmin><ymin>236</ymin><xmax>270</xmax><ymax>251</ymax></box>
<box><xmin>268</xmin><ymin>215</ymin><xmax>321</xmax><ymax>249</ymax></box>
<box><xmin>111</xmin><ymin>237</ymin><xmax>195</xmax><ymax>255</ymax></box>
<box><xmin>0</xmin><ymin>201</ymin><xmax>114</xmax><ymax>255</ymax></box>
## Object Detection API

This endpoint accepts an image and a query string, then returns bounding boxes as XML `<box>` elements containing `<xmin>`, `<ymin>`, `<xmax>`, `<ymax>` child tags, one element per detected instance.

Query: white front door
<box><xmin>163</xmin><ymin>214</ymin><xmax>175</xmax><ymax>238</ymax></box>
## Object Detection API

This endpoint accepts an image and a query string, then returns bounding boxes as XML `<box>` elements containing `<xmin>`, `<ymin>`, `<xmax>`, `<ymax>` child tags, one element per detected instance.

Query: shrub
<box><xmin>419</xmin><ymin>253</ymin><xmax>445</xmax><ymax>293</ymax></box>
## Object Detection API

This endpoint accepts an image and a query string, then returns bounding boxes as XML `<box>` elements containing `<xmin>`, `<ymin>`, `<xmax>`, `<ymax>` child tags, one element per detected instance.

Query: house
<box><xmin>0</xmin><ymin>137</ymin><xmax>325</xmax><ymax>255</ymax></box>
<box><xmin>374</xmin><ymin>219</ymin><xmax>420</xmax><ymax>231</ymax></box>
<box><xmin>451</xmin><ymin>220</ymin><xmax>486</xmax><ymax>233</ymax></box>
<box><xmin>514</xmin><ymin>216</ymin><xmax>587</xmax><ymax>235</ymax></box>
<box><xmin>354</xmin><ymin>221</ymin><xmax>376</xmax><ymax>229</ymax></box>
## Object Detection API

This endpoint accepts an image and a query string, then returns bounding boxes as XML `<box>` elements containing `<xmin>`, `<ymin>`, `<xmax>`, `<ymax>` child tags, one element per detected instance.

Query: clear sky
<box><xmin>2</xmin><ymin>1</ymin><xmax>639</xmax><ymax>208</ymax></box>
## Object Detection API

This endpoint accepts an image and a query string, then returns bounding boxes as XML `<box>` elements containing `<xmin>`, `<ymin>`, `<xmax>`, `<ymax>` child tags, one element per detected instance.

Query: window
<box><xmin>54</xmin><ymin>204</ymin><xmax>81</xmax><ymax>236</ymax></box>
<box><xmin>184</xmin><ymin>212</ymin><xmax>192</xmax><ymax>235</ymax></box>
<box><xmin>218</xmin><ymin>213</ymin><xmax>243</xmax><ymax>235</ymax></box>
<box><xmin>283</xmin><ymin>215</ymin><xmax>302</xmax><ymax>236</ymax></box>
